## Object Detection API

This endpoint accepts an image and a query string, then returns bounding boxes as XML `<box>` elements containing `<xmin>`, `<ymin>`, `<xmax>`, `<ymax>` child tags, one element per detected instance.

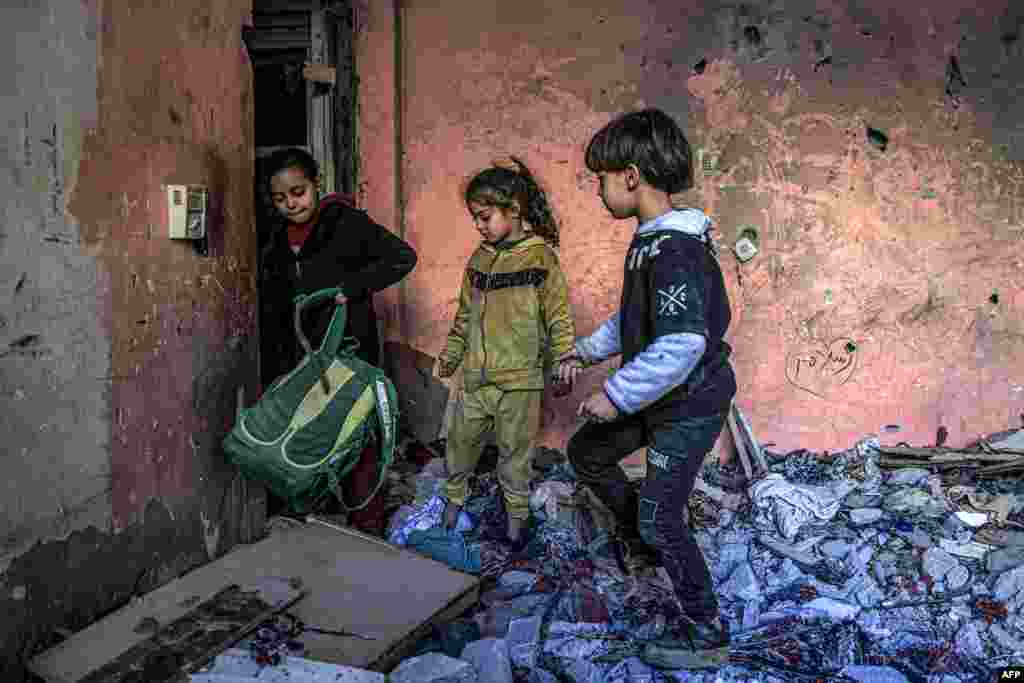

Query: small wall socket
<box><xmin>166</xmin><ymin>185</ymin><xmax>208</xmax><ymax>240</ymax></box>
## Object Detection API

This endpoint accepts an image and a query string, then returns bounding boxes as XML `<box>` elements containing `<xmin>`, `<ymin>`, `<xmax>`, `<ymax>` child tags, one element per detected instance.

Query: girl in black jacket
<box><xmin>259</xmin><ymin>148</ymin><xmax>416</xmax><ymax>531</ymax></box>
<box><xmin>260</xmin><ymin>148</ymin><xmax>416</xmax><ymax>380</ymax></box>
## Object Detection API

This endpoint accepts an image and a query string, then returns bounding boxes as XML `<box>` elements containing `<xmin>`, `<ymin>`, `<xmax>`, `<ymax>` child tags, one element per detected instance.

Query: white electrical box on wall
<box><xmin>166</xmin><ymin>185</ymin><xmax>208</xmax><ymax>239</ymax></box>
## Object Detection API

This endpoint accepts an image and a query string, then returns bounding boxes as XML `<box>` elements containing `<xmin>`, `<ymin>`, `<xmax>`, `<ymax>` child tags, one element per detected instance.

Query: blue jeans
<box><xmin>568</xmin><ymin>411</ymin><xmax>727</xmax><ymax>622</ymax></box>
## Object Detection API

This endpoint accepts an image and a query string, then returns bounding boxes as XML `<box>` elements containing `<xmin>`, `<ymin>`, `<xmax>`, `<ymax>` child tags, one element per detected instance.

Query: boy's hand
<box><xmin>578</xmin><ymin>390</ymin><xmax>620</xmax><ymax>423</ymax></box>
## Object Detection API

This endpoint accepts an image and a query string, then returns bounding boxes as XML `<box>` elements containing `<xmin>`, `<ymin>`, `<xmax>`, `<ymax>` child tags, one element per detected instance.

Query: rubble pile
<box><xmin>384</xmin><ymin>431</ymin><xmax>1022</xmax><ymax>682</ymax></box>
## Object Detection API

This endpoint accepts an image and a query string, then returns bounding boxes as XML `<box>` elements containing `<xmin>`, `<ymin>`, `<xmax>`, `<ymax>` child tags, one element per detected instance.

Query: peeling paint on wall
<box><xmin>0</xmin><ymin>0</ymin><xmax>262</xmax><ymax>678</ymax></box>
<box><xmin>374</xmin><ymin>0</ymin><xmax>1024</xmax><ymax>454</ymax></box>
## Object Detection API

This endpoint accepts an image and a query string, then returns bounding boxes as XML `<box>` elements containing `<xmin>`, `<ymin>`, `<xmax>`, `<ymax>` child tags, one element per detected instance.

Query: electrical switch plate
<box><xmin>697</xmin><ymin>148</ymin><xmax>718</xmax><ymax>175</ymax></box>
<box><xmin>166</xmin><ymin>185</ymin><xmax>208</xmax><ymax>240</ymax></box>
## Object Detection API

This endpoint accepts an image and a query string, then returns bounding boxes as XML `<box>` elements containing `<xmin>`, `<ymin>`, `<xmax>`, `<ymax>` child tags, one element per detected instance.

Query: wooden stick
<box><xmin>726</xmin><ymin>409</ymin><xmax>753</xmax><ymax>481</ymax></box>
<box><xmin>732</xmin><ymin>404</ymin><xmax>769</xmax><ymax>474</ymax></box>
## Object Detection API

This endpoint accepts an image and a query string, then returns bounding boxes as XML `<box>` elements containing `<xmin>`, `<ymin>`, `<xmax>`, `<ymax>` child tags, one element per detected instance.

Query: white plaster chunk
<box><xmin>460</xmin><ymin>638</ymin><xmax>512</xmax><ymax>683</ymax></box>
<box><xmin>922</xmin><ymin>547</ymin><xmax>960</xmax><ymax>583</ymax></box>
<box><xmin>390</xmin><ymin>653</ymin><xmax>478</xmax><ymax>683</ymax></box>
<box><xmin>886</xmin><ymin>468</ymin><xmax>930</xmax><ymax>486</ymax></box>
<box><xmin>507</xmin><ymin>615</ymin><xmax>542</xmax><ymax>669</ymax></box>
<box><xmin>990</xmin><ymin>624</ymin><xmax>1024</xmax><ymax>654</ymax></box>
<box><xmin>840</xmin><ymin>665</ymin><xmax>910</xmax><ymax>683</ymax></box>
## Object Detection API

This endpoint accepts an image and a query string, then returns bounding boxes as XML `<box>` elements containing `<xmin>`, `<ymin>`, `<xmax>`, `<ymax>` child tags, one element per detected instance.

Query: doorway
<box><xmin>244</xmin><ymin>0</ymin><xmax>356</xmax><ymax>388</ymax></box>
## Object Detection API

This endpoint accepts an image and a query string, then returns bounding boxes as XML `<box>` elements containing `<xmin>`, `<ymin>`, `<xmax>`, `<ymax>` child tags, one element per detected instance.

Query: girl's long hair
<box><xmin>464</xmin><ymin>156</ymin><xmax>559</xmax><ymax>246</ymax></box>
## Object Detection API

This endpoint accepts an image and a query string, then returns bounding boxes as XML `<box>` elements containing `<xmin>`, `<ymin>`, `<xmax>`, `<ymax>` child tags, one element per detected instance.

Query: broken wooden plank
<box><xmin>32</xmin><ymin>578</ymin><xmax>304</xmax><ymax>683</ymax></box>
<box><xmin>978</xmin><ymin>456</ymin><xmax>1024</xmax><ymax>477</ymax></box>
<box><xmin>930</xmin><ymin>452</ymin><xmax>1020</xmax><ymax>463</ymax></box>
<box><xmin>879</xmin><ymin>445</ymin><xmax>1024</xmax><ymax>458</ymax></box>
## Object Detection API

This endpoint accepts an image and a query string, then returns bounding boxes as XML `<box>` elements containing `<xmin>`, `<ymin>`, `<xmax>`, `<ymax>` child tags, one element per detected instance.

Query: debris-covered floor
<box><xmin>198</xmin><ymin>429</ymin><xmax>1024</xmax><ymax>682</ymax></box>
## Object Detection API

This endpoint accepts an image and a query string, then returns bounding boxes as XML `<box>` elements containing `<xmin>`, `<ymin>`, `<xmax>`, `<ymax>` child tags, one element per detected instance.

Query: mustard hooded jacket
<box><xmin>441</xmin><ymin>235</ymin><xmax>576</xmax><ymax>392</ymax></box>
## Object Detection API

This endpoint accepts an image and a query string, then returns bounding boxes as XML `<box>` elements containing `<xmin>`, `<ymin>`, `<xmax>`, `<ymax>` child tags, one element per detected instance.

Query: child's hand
<box><xmin>434</xmin><ymin>358</ymin><xmax>458</xmax><ymax>379</ymax></box>
<box><xmin>556</xmin><ymin>352</ymin><xmax>584</xmax><ymax>386</ymax></box>
<box><xmin>578</xmin><ymin>390</ymin><xmax>619</xmax><ymax>423</ymax></box>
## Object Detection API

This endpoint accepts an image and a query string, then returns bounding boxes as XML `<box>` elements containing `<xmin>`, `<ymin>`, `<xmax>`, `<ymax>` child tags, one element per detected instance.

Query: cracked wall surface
<box><xmin>0</xmin><ymin>1</ymin><xmax>261</xmax><ymax>677</ymax></box>
<box><xmin>384</xmin><ymin>0</ymin><xmax>1024</xmax><ymax>453</ymax></box>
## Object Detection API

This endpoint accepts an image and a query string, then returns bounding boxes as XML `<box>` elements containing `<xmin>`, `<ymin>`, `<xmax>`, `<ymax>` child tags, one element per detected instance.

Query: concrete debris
<box><xmin>850</xmin><ymin>507</ymin><xmax>883</xmax><ymax>525</ymax></box>
<box><xmin>840</xmin><ymin>665</ymin><xmax>910</xmax><ymax>683</ymax></box>
<box><xmin>390</xmin><ymin>653</ymin><xmax>478</xmax><ymax>683</ymax></box>
<box><xmin>460</xmin><ymin>638</ymin><xmax>512</xmax><ymax>683</ymax></box>
<box><xmin>989</xmin><ymin>624</ymin><xmax>1024</xmax><ymax>654</ymax></box>
<box><xmin>989</xmin><ymin>546</ymin><xmax>1024</xmax><ymax>574</ymax></box>
<box><xmin>939</xmin><ymin>538</ymin><xmax>995</xmax><ymax>560</ymax></box>
<box><xmin>191</xmin><ymin>649</ymin><xmax>386</xmax><ymax>682</ymax></box>
<box><xmin>883</xmin><ymin>487</ymin><xmax>947</xmax><ymax>517</ymax></box>
<box><xmin>750</xmin><ymin>472</ymin><xmax>853</xmax><ymax>539</ymax></box>
<box><xmin>955</xmin><ymin>511</ymin><xmax>989</xmax><ymax>528</ymax></box>
<box><xmin>372</xmin><ymin>431</ymin><xmax>1024</xmax><ymax>680</ymax></box>
<box><xmin>922</xmin><ymin>547</ymin><xmax>962</xmax><ymax>582</ymax></box>
<box><xmin>506</xmin><ymin>615</ymin><xmax>542</xmax><ymax>669</ymax></box>
<box><xmin>886</xmin><ymin>468</ymin><xmax>930</xmax><ymax>486</ymax></box>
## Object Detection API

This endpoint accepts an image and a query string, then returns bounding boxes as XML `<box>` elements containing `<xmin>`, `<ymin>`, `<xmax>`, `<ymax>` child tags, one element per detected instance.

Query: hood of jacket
<box><xmin>636</xmin><ymin>208</ymin><xmax>712</xmax><ymax>243</ymax></box>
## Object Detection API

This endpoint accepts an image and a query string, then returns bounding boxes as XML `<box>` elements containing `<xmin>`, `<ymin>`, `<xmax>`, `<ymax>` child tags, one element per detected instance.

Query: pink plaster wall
<box><xmin>69</xmin><ymin>1</ymin><xmax>259</xmax><ymax>530</ymax></box>
<box><xmin>359</xmin><ymin>0</ymin><xmax>1024</xmax><ymax>454</ymax></box>
<box><xmin>354</xmin><ymin>0</ymin><xmax>405</xmax><ymax>341</ymax></box>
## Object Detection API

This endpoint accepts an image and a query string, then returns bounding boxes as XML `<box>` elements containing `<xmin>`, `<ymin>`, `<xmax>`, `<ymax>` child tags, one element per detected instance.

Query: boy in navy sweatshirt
<box><xmin>559</xmin><ymin>109</ymin><xmax>736</xmax><ymax>670</ymax></box>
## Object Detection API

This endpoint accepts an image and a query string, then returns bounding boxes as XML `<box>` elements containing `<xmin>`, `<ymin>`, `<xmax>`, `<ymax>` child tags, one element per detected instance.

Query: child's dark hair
<box><xmin>585</xmin><ymin>108</ymin><xmax>694</xmax><ymax>194</ymax></box>
<box><xmin>465</xmin><ymin>156</ymin><xmax>560</xmax><ymax>246</ymax></box>
<box><xmin>265</xmin><ymin>147</ymin><xmax>319</xmax><ymax>184</ymax></box>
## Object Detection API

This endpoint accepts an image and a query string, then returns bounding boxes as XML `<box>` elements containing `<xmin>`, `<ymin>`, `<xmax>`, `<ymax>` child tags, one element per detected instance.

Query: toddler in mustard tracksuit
<box><xmin>436</xmin><ymin>157</ymin><xmax>576</xmax><ymax>549</ymax></box>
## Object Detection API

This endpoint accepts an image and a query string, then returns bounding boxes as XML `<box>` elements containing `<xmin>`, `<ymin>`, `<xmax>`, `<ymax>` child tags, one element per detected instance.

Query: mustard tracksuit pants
<box><xmin>443</xmin><ymin>385</ymin><xmax>542</xmax><ymax>520</ymax></box>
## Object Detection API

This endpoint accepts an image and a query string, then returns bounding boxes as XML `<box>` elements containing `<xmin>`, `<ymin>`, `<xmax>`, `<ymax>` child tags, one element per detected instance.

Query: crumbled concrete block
<box><xmin>922</xmin><ymin>547</ymin><xmax>961</xmax><ymax>583</ymax></box>
<box><xmin>390</xmin><ymin>653</ymin><xmax>478</xmax><ymax>683</ymax></box>
<box><xmin>820</xmin><ymin>540</ymin><xmax>852</xmax><ymax>559</ymax></box>
<box><xmin>886</xmin><ymin>468</ymin><xmax>929</xmax><ymax>486</ymax></box>
<box><xmin>841</xmin><ymin>665</ymin><xmax>909</xmax><ymax>683</ymax></box>
<box><xmin>990</xmin><ymin>624</ymin><xmax>1024</xmax><ymax>654</ymax></box>
<box><xmin>460</xmin><ymin>638</ymin><xmax>511</xmax><ymax>683</ymax></box>
<box><xmin>850</xmin><ymin>508</ymin><xmax>883</xmax><ymax>525</ymax></box>
<box><xmin>507</xmin><ymin>615</ymin><xmax>542</xmax><ymax>669</ymax></box>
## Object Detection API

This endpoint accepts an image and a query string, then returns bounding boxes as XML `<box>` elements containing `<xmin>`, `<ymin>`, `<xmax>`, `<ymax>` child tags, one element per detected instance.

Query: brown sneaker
<box><xmin>641</xmin><ymin>617</ymin><xmax>730</xmax><ymax>670</ymax></box>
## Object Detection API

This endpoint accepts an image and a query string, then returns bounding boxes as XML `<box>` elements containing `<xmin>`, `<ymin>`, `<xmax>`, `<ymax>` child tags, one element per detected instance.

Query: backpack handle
<box><xmin>293</xmin><ymin>287</ymin><xmax>348</xmax><ymax>394</ymax></box>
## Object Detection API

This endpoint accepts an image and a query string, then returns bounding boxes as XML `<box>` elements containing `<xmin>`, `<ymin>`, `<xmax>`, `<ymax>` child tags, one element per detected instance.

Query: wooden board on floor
<box><xmin>86</xmin><ymin>579</ymin><xmax>302</xmax><ymax>683</ymax></box>
<box><xmin>29</xmin><ymin>523</ymin><xmax>480</xmax><ymax>680</ymax></box>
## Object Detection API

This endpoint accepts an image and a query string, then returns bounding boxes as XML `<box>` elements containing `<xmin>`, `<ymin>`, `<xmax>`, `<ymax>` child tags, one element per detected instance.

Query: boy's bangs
<box><xmin>587</xmin><ymin>118</ymin><xmax>644</xmax><ymax>174</ymax></box>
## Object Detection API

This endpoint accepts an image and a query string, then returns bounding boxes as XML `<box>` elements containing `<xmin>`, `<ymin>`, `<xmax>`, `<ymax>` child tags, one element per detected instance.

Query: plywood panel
<box><xmin>30</xmin><ymin>523</ymin><xmax>480</xmax><ymax>679</ymax></box>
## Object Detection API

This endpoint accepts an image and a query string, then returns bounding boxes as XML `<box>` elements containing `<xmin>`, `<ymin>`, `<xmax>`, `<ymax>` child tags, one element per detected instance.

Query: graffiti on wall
<box><xmin>785</xmin><ymin>336</ymin><xmax>859</xmax><ymax>399</ymax></box>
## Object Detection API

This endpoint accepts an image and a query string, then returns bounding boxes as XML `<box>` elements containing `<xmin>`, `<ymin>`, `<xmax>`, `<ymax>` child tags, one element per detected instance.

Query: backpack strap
<box><xmin>334</xmin><ymin>372</ymin><xmax>400</xmax><ymax>513</ymax></box>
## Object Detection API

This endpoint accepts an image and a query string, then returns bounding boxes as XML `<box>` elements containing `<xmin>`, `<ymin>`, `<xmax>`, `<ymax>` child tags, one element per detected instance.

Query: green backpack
<box><xmin>223</xmin><ymin>287</ymin><xmax>398</xmax><ymax>514</ymax></box>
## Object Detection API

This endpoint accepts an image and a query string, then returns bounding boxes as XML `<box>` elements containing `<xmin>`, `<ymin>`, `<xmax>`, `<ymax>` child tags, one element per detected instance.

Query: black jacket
<box><xmin>618</xmin><ymin>224</ymin><xmax>735</xmax><ymax>421</ymax></box>
<box><xmin>259</xmin><ymin>195</ymin><xmax>417</xmax><ymax>384</ymax></box>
